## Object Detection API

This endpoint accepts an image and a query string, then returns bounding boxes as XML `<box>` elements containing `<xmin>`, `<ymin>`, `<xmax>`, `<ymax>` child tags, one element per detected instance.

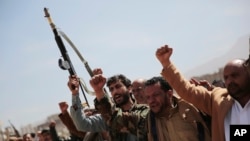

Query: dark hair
<box><xmin>107</xmin><ymin>74</ymin><xmax>131</xmax><ymax>88</ymax></box>
<box><xmin>30</xmin><ymin>133</ymin><xmax>36</xmax><ymax>138</ymax></box>
<box><xmin>145</xmin><ymin>76</ymin><xmax>172</xmax><ymax>91</ymax></box>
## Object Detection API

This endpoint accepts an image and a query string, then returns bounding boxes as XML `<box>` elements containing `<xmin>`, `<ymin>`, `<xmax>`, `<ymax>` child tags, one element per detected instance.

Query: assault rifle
<box><xmin>44</xmin><ymin>8</ymin><xmax>90</xmax><ymax>107</ymax></box>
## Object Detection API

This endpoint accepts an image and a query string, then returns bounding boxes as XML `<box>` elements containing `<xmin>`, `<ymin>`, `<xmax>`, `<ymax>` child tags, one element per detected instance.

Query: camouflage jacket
<box><xmin>94</xmin><ymin>94</ymin><xmax>149</xmax><ymax>141</ymax></box>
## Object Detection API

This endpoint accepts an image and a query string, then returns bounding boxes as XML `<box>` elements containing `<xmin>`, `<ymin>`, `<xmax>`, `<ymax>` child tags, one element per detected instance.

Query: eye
<box><xmin>109</xmin><ymin>87</ymin><xmax>114</xmax><ymax>92</ymax></box>
<box><xmin>132</xmin><ymin>87</ymin><xmax>142</xmax><ymax>93</ymax></box>
<box><xmin>224</xmin><ymin>75</ymin><xmax>228</xmax><ymax>81</ymax></box>
<box><xmin>231</xmin><ymin>73</ymin><xmax>239</xmax><ymax>79</ymax></box>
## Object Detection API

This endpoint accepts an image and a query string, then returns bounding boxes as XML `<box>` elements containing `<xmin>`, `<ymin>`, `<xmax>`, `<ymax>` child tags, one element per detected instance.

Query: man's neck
<box><xmin>121</xmin><ymin>99</ymin><xmax>134</xmax><ymax>111</ymax></box>
<box><xmin>237</xmin><ymin>94</ymin><xmax>250</xmax><ymax>107</ymax></box>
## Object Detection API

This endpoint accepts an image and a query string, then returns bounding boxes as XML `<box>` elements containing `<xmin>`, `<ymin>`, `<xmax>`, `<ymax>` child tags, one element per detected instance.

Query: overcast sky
<box><xmin>1</xmin><ymin>0</ymin><xmax>250</xmax><ymax>130</ymax></box>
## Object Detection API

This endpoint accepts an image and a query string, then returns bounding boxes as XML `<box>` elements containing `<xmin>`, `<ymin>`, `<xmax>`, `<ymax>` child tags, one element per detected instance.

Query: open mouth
<box><xmin>114</xmin><ymin>94</ymin><xmax>122</xmax><ymax>102</ymax></box>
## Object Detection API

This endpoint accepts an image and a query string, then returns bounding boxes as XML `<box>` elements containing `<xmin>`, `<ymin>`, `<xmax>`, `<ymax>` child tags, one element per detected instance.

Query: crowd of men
<box><xmin>7</xmin><ymin>44</ymin><xmax>250</xmax><ymax>141</ymax></box>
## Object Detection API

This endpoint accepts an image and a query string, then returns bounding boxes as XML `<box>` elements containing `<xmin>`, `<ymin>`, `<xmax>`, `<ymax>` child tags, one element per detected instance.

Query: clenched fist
<box><xmin>89</xmin><ymin>74</ymin><xmax>106</xmax><ymax>100</ymax></box>
<box><xmin>156</xmin><ymin>45</ymin><xmax>173</xmax><ymax>68</ymax></box>
<box><xmin>59</xmin><ymin>101</ymin><xmax>69</xmax><ymax>114</ymax></box>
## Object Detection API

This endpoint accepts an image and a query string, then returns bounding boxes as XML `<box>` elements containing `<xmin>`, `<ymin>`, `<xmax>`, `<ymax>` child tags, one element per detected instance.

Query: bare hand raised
<box><xmin>89</xmin><ymin>74</ymin><xmax>106</xmax><ymax>100</ymax></box>
<box><xmin>59</xmin><ymin>101</ymin><xmax>68</xmax><ymax>114</ymax></box>
<box><xmin>93</xmin><ymin>68</ymin><xmax>103</xmax><ymax>75</ymax></box>
<box><xmin>156</xmin><ymin>45</ymin><xmax>173</xmax><ymax>67</ymax></box>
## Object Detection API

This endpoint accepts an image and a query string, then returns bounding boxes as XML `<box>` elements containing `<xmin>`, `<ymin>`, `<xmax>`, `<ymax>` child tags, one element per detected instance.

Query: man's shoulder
<box><xmin>131</xmin><ymin>104</ymin><xmax>149</xmax><ymax>113</ymax></box>
<box><xmin>133</xmin><ymin>103</ymin><xmax>149</xmax><ymax>109</ymax></box>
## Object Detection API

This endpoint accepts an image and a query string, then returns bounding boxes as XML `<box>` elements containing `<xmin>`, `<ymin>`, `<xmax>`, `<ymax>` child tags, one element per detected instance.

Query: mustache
<box><xmin>228</xmin><ymin>82</ymin><xmax>238</xmax><ymax>88</ymax></box>
<box><xmin>113</xmin><ymin>93</ymin><xmax>122</xmax><ymax>97</ymax></box>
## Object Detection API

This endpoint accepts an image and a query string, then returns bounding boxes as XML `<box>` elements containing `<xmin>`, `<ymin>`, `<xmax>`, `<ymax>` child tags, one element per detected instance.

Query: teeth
<box><xmin>115</xmin><ymin>95</ymin><xmax>121</xmax><ymax>99</ymax></box>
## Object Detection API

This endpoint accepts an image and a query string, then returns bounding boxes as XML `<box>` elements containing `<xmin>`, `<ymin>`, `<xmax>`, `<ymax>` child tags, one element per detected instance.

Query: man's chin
<box><xmin>115</xmin><ymin>101</ymin><xmax>124</xmax><ymax>107</ymax></box>
<box><xmin>150</xmin><ymin>107</ymin><xmax>159</xmax><ymax>114</ymax></box>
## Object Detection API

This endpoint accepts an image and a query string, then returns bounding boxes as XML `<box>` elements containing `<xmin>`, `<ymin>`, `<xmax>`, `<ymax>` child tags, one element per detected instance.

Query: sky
<box><xmin>1</xmin><ymin>0</ymin><xmax>250</xmax><ymax>130</ymax></box>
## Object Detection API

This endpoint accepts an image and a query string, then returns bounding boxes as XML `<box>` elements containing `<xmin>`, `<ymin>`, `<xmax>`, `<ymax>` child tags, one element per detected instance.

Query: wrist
<box><xmin>95</xmin><ymin>89</ymin><xmax>105</xmax><ymax>101</ymax></box>
<box><xmin>61</xmin><ymin>110</ymin><xmax>67</xmax><ymax>114</ymax></box>
<box><xmin>72</xmin><ymin>91</ymin><xmax>79</xmax><ymax>95</ymax></box>
<box><xmin>162</xmin><ymin>61</ymin><xmax>171</xmax><ymax>68</ymax></box>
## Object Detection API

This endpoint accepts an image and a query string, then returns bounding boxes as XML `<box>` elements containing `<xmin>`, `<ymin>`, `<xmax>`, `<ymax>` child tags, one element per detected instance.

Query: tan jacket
<box><xmin>147</xmin><ymin>97</ymin><xmax>211</xmax><ymax>141</ymax></box>
<box><xmin>161</xmin><ymin>63</ymin><xmax>234</xmax><ymax>141</ymax></box>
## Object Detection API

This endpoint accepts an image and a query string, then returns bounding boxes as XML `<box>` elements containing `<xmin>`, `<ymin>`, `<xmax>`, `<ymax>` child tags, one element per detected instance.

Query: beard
<box><xmin>153</xmin><ymin>94</ymin><xmax>172</xmax><ymax>117</ymax></box>
<box><xmin>114</xmin><ymin>92</ymin><xmax>130</xmax><ymax>107</ymax></box>
<box><xmin>228</xmin><ymin>83</ymin><xmax>244</xmax><ymax>99</ymax></box>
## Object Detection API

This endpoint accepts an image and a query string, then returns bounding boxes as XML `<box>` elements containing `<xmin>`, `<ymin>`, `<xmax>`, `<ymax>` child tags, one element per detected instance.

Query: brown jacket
<box><xmin>147</xmin><ymin>97</ymin><xmax>211</xmax><ymax>141</ymax></box>
<box><xmin>161</xmin><ymin>63</ymin><xmax>234</xmax><ymax>141</ymax></box>
<box><xmin>58</xmin><ymin>111</ymin><xmax>86</xmax><ymax>139</ymax></box>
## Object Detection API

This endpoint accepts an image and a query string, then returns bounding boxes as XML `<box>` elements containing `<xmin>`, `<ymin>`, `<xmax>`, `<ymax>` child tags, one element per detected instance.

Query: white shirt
<box><xmin>224</xmin><ymin>99</ymin><xmax>250</xmax><ymax>141</ymax></box>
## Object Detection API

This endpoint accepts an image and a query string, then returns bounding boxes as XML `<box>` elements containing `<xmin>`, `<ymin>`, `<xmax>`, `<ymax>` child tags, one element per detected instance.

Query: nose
<box><xmin>147</xmin><ymin>96</ymin><xmax>154</xmax><ymax>104</ymax></box>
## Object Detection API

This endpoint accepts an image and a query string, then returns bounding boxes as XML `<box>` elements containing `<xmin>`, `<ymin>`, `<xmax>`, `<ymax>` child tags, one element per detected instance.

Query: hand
<box><xmin>155</xmin><ymin>45</ymin><xmax>173</xmax><ymax>68</ymax></box>
<box><xmin>89</xmin><ymin>74</ymin><xmax>106</xmax><ymax>100</ymax></box>
<box><xmin>59</xmin><ymin>101</ymin><xmax>68</xmax><ymax>114</ymax></box>
<box><xmin>93</xmin><ymin>68</ymin><xmax>103</xmax><ymax>75</ymax></box>
<box><xmin>189</xmin><ymin>78</ymin><xmax>203</xmax><ymax>86</ymax></box>
<box><xmin>67</xmin><ymin>75</ymin><xmax>80</xmax><ymax>95</ymax></box>
<box><xmin>49</xmin><ymin>121</ymin><xmax>56</xmax><ymax>128</ymax></box>
<box><xmin>190</xmin><ymin>78</ymin><xmax>214</xmax><ymax>91</ymax></box>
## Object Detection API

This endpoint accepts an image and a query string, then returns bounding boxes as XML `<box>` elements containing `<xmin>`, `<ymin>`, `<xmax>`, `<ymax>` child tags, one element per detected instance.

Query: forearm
<box><xmin>161</xmin><ymin>63</ymin><xmax>212</xmax><ymax>115</ymax></box>
<box><xmin>70</xmin><ymin>109</ymin><xmax>107</xmax><ymax>132</ymax></box>
<box><xmin>58</xmin><ymin>112</ymin><xmax>79</xmax><ymax>134</ymax></box>
<box><xmin>95</xmin><ymin>89</ymin><xmax>106</xmax><ymax>101</ymax></box>
<box><xmin>70</xmin><ymin>94</ymin><xmax>107</xmax><ymax>132</ymax></box>
<box><xmin>94</xmin><ymin>94</ymin><xmax>115</xmax><ymax>121</ymax></box>
<box><xmin>70</xmin><ymin>94</ymin><xmax>84</xmax><ymax>128</ymax></box>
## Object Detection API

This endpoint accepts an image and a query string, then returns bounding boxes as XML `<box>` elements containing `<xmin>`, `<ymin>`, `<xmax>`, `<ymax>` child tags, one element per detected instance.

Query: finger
<box><xmin>93</xmin><ymin>68</ymin><xmax>103</xmax><ymax>75</ymax></box>
<box><xmin>93</xmin><ymin>76</ymin><xmax>102</xmax><ymax>84</ymax></box>
<box><xmin>59</xmin><ymin>102</ymin><xmax>64</xmax><ymax>106</ymax></box>
<box><xmin>156</xmin><ymin>45</ymin><xmax>169</xmax><ymax>55</ymax></box>
<box><xmin>190</xmin><ymin>78</ymin><xmax>200</xmax><ymax>86</ymax></box>
<box><xmin>189</xmin><ymin>79</ymin><xmax>194</xmax><ymax>84</ymax></box>
<box><xmin>69</xmin><ymin>75</ymin><xmax>76</xmax><ymax>79</ymax></box>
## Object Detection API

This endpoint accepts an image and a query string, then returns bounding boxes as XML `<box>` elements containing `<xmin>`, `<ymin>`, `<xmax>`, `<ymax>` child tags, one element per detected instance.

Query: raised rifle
<box><xmin>44</xmin><ymin>8</ymin><xmax>90</xmax><ymax>107</ymax></box>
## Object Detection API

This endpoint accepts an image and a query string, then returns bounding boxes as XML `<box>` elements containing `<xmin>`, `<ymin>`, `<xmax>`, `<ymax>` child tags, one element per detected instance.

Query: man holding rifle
<box><xmin>68</xmin><ymin>71</ymin><xmax>149</xmax><ymax>141</ymax></box>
